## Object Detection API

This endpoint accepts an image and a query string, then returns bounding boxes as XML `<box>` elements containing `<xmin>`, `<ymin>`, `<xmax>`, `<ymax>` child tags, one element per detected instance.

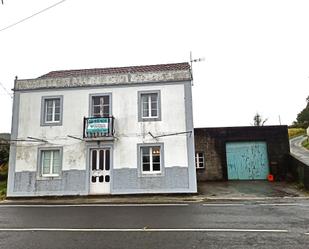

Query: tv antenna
<box><xmin>190</xmin><ymin>51</ymin><xmax>205</xmax><ymax>85</ymax></box>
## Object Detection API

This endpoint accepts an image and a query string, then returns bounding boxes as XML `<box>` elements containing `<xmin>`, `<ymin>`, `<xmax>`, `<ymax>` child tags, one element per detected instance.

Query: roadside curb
<box><xmin>1</xmin><ymin>195</ymin><xmax>309</xmax><ymax>205</ymax></box>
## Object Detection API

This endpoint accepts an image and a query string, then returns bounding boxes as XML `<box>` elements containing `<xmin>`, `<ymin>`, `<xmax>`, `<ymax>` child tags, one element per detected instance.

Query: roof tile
<box><xmin>38</xmin><ymin>62</ymin><xmax>190</xmax><ymax>79</ymax></box>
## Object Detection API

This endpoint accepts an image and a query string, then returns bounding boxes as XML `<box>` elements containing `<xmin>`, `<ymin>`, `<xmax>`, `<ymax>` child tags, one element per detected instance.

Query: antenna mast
<box><xmin>190</xmin><ymin>51</ymin><xmax>205</xmax><ymax>86</ymax></box>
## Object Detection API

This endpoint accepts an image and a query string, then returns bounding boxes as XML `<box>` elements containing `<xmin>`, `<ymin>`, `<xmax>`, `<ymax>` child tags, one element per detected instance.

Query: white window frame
<box><xmin>138</xmin><ymin>90</ymin><xmax>161</xmax><ymax>122</ymax></box>
<box><xmin>41</xmin><ymin>96</ymin><xmax>63</xmax><ymax>126</ymax></box>
<box><xmin>38</xmin><ymin>148</ymin><xmax>63</xmax><ymax>178</ymax></box>
<box><xmin>45</xmin><ymin>99</ymin><xmax>60</xmax><ymax>123</ymax></box>
<box><xmin>195</xmin><ymin>152</ymin><xmax>205</xmax><ymax>169</ymax></box>
<box><xmin>141</xmin><ymin>146</ymin><xmax>161</xmax><ymax>174</ymax></box>
<box><xmin>141</xmin><ymin>94</ymin><xmax>158</xmax><ymax>119</ymax></box>
<box><xmin>137</xmin><ymin>143</ymin><xmax>164</xmax><ymax>177</ymax></box>
<box><xmin>90</xmin><ymin>94</ymin><xmax>111</xmax><ymax>117</ymax></box>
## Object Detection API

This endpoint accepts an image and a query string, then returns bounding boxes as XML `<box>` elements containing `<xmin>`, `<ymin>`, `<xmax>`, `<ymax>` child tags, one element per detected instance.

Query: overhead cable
<box><xmin>0</xmin><ymin>82</ymin><xmax>12</xmax><ymax>98</ymax></box>
<box><xmin>0</xmin><ymin>0</ymin><xmax>67</xmax><ymax>32</ymax></box>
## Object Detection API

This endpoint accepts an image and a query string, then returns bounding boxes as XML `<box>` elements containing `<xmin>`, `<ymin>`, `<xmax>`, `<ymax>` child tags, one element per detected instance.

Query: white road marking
<box><xmin>0</xmin><ymin>228</ymin><xmax>289</xmax><ymax>233</ymax></box>
<box><xmin>0</xmin><ymin>203</ymin><xmax>189</xmax><ymax>208</ymax></box>
<box><xmin>259</xmin><ymin>203</ymin><xmax>305</xmax><ymax>206</ymax></box>
<box><xmin>203</xmin><ymin>203</ymin><xmax>309</xmax><ymax>207</ymax></box>
<box><xmin>203</xmin><ymin>204</ymin><xmax>245</xmax><ymax>206</ymax></box>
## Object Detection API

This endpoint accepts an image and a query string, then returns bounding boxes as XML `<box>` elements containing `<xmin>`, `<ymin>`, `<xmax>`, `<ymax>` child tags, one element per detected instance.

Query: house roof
<box><xmin>38</xmin><ymin>62</ymin><xmax>190</xmax><ymax>79</ymax></box>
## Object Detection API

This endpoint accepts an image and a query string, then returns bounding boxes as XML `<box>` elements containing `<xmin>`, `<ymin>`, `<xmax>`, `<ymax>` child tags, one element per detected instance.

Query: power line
<box><xmin>0</xmin><ymin>0</ymin><xmax>67</xmax><ymax>33</ymax></box>
<box><xmin>0</xmin><ymin>82</ymin><xmax>12</xmax><ymax>98</ymax></box>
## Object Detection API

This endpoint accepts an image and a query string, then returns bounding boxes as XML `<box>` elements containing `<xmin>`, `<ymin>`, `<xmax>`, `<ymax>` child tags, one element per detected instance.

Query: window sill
<box><xmin>139</xmin><ymin>172</ymin><xmax>163</xmax><ymax>177</ymax></box>
<box><xmin>37</xmin><ymin>175</ymin><xmax>62</xmax><ymax>180</ymax></box>
<box><xmin>41</xmin><ymin>122</ymin><xmax>62</xmax><ymax>127</ymax></box>
<box><xmin>139</xmin><ymin>118</ymin><xmax>161</xmax><ymax>122</ymax></box>
<box><xmin>196</xmin><ymin>167</ymin><xmax>205</xmax><ymax>170</ymax></box>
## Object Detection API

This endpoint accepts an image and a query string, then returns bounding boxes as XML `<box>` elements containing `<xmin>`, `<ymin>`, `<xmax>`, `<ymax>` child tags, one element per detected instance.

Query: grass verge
<box><xmin>288</xmin><ymin>128</ymin><xmax>306</xmax><ymax>139</ymax></box>
<box><xmin>0</xmin><ymin>180</ymin><xmax>6</xmax><ymax>200</ymax></box>
<box><xmin>302</xmin><ymin>137</ymin><xmax>309</xmax><ymax>150</ymax></box>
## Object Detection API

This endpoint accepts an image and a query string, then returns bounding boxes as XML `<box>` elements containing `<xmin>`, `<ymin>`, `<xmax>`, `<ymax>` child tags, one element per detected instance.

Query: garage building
<box><xmin>194</xmin><ymin>126</ymin><xmax>290</xmax><ymax>181</ymax></box>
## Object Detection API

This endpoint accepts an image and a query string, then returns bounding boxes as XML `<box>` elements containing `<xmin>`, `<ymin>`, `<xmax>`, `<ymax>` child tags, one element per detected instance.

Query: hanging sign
<box><xmin>87</xmin><ymin>118</ymin><xmax>109</xmax><ymax>133</ymax></box>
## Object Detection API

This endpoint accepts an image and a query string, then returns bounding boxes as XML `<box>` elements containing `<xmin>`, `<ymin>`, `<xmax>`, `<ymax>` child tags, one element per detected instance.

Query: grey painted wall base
<box><xmin>9</xmin><ymin>170</ymin><xmax>87</xmax><ymax>197</ymax></box>
<box><xmin>111</xmin><ymin>166</ymin><xmax>192</xmax><ymax>194</ymax></box>
<box><xmin>9</xmin><ymin>167</ymin><xmax>194</xmax><ymax>197</ymax></box>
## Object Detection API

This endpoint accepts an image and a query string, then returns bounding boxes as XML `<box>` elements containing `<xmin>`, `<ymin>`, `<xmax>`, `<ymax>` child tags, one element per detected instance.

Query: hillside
<box><xmin>0</xmin><ymin>133</ymin><xmax>10</xmax><ymax>141</ymax></box>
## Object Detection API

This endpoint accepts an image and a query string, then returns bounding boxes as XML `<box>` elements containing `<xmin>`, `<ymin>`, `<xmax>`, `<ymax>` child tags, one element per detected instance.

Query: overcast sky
<box><xmin>0</xmin><ymin>0</ymin><xmax>308</xmax><ymax>133</ymax></box>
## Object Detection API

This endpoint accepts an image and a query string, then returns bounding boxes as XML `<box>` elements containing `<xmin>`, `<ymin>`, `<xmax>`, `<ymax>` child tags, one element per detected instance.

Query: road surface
<box><xmin>290</xmin><ymin>136</ymin><xmax>309</xmax><ymax>165</ymax></box>
<box><xmin>0</xmin><ymin>201</ymin><xmax>308</xmax><ymax>248</ymax></box>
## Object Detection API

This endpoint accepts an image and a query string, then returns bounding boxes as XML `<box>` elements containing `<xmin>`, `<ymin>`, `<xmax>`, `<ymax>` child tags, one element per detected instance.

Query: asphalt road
<box><xmin>0</xmin><ymin>201</ymin><xmax>309</xmax><ymax>249</ymax></box>
<box><xmin>290</xmin><ymin>136</ymin><xmax>309</xmax><ymax>165</ymax></box>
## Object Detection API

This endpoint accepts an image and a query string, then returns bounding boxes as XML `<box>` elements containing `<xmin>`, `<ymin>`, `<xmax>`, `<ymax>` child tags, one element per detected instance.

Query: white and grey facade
<box><xmin>7</xmin><ymin>63</ymin><xmax>197</xmax><ymax>197</ymax></box>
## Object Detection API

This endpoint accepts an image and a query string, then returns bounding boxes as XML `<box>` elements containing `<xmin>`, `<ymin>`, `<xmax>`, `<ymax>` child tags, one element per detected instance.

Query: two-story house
<box><xmin>7</xmin><ymin>63</ymin><xmax>197</xmax><ymax>196</ymax></box>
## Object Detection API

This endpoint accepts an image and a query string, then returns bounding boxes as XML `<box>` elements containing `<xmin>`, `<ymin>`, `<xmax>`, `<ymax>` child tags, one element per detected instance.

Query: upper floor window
<box><xmin>41</xmin><ymin>96</ymin><xmax>63</xmax><ymax>126</ymax></box>
<box><xmin>195</xmin><ymin>152</ymin><xmax>205</xmax><ymax>169</ymax></box>
<box><xmin>138</xmin><ymin>90</ymin><xmax>161</xmax><ymax>122</ymax></box>
<box><xmin>90</xmin><ymin>94</ymin><xmax>111</xmax><ymax>117</ymax></box>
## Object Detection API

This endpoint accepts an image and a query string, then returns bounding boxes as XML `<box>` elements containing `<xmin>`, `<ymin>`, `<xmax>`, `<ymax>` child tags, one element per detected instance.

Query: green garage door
<box><xmin>226</xmin><ymin>141</ymin><xmax>269</xmax><ymax>180</ymax></box>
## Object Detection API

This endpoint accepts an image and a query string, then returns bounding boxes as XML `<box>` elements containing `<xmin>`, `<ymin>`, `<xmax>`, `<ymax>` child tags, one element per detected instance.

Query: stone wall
<box><xmin>288</xmin><ymin>155</ymin><xmax>309</xmax><ymax>190</ymax></box>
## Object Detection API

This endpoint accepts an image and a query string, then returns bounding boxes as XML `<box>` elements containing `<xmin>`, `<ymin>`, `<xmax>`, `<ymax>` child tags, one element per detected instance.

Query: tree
<box><xmin>253</xmin><ymin>113</ymin><xmax>268</xmax><ymax>126</ymax></box>
<box><xmin>0</xmin><ymin>144</ymin><xmax>9</xmax><ymax>165</ymax></box>
<box><xmin>294</xmin><ymin>96</ymin><xmax>309</xmax><ymax>128</ymax></box>
<box><xmin>0</xmin><ymin>134</ymin><xmax>10</xmax><ymax>166</ymax></box>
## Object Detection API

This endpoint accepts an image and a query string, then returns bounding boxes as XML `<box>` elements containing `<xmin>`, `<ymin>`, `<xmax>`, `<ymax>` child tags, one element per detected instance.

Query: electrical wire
<box><xmin>0</xmin><ymin>82</ymin><xmax>12</xmax><ymax>98</ymax></box>
<box><xmin>0</xmin><ymin>0</ymin><xmax>67</xmax><ymax>33</ymax></box>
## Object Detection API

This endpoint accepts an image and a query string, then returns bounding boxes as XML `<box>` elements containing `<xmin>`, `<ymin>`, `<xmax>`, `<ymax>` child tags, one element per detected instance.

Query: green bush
<box><xmin>0</xmin><ymin>163</ymin><xmax>8</xmax><ymax>181</ymax></box>
<box><xmin>0</xmin><ymin>181</ymin><xmax>6</xmax><ymax>199</ymax></box>
<box><xmin>302</xmin><ymin>137</ymin><xmax>309</xmax><ymax>150</ymax></box>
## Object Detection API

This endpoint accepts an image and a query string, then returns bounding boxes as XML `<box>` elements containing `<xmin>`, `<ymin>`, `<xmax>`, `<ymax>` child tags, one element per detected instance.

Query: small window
<box><xmin>91</xmin><ymin>95</ymin><xmax>110</xmax><ymax>117</ymax></box>
<box><xmin>195</xmin><ymin>152</ymin><xmax>205</xmax><ymax>169</ymax></box>
<box><xmin>138</xmin><ymin>91</ymin><xmax>161</xmax><ymax>122</ymax></box>
<box><xmin>41</xmin><ymin>149</ymin><xmax>62</xmax><ymax>177</ymax></box>
<box><xmin>41</xmin><ymin>96</ymin><xmax>63</xmax><ymax>126</ymax></box>
<box><xmin>141</xmin><ymin>146</ymin><xmax>161</xmax><ymax>174</ymax></box>
<box><xmin>141</xmin><ymin>93</ymin><xmax>158</xmax><ymax>118</ymax></box>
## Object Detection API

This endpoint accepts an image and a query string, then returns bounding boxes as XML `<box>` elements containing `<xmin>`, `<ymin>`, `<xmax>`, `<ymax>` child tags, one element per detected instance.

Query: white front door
<box><xmin>89</xmin><ymin>148</ymin><xmax>111</xmax><ymax>194</ymax></box>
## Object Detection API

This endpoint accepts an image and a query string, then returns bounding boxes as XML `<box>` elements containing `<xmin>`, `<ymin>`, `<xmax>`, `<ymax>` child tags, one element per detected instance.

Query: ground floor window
<box><xmin>138</xmin><ymin>143</ymin><xmax>164</xmax><ymax>175</ymax></box>
<box><xmin>195</xmin><ymin>152</ymin><xmax>205</xmax><ymax>169</ymax></box>
<box><xmin>40</xmin><ymin>149</ymin><xmax>62</xmax><ymax>177</ymax></box>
